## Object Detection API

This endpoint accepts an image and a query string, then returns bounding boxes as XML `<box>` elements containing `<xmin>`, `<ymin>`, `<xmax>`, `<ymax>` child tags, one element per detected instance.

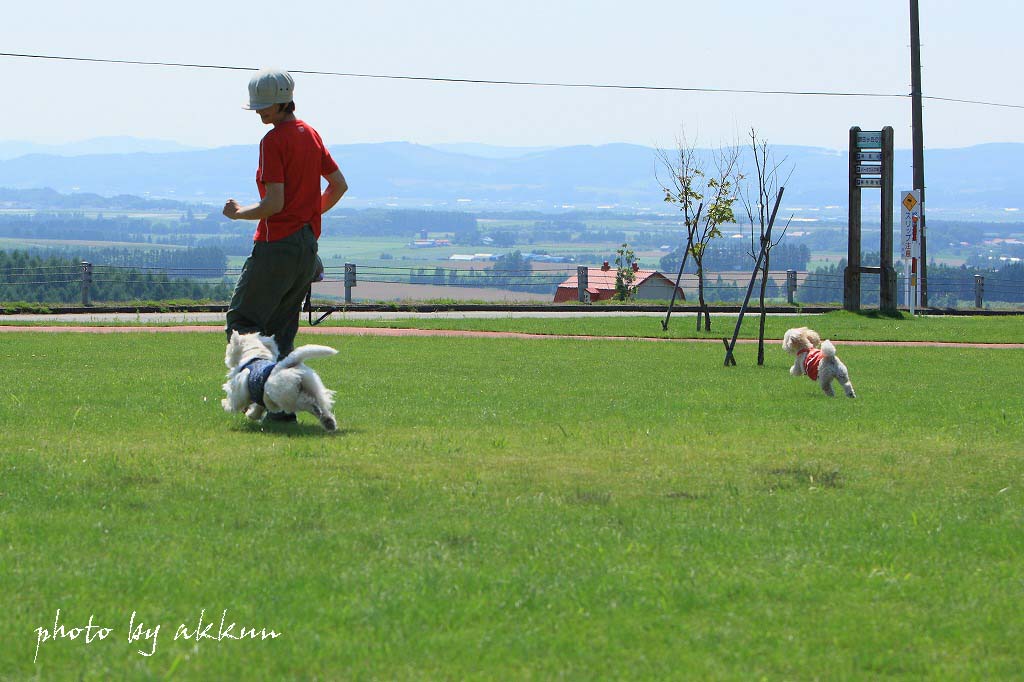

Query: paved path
<box><xmin>1</xmin><ymin>324</ymin><xmax>1021</xmax><ymax>348</ymax></box>
<box><xmin>0</xmin><ymin>310</ymin><xmax>750</xmax><ymax>324</ymax></box>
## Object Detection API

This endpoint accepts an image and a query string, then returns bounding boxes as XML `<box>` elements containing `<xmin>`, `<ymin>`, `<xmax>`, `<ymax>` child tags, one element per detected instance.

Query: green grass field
<box><xmin>1</xmin><ymin>326</ymin><xmax>1022</xmax><ymax>679</ymax></box>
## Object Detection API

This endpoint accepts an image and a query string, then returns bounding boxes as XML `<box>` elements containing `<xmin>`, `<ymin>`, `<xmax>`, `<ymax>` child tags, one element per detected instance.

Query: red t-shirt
<box><xmin>254</xmin><ymin>119</ymin><xmax>339</xmax><ymax>242</ymax></box>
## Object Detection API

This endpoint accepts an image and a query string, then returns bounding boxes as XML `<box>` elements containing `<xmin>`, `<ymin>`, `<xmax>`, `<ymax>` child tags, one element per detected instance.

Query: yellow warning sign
<box><xmin>903</xmin><ymin>193</ymin><xmax>918</xmax><ymax>211</ymax></box>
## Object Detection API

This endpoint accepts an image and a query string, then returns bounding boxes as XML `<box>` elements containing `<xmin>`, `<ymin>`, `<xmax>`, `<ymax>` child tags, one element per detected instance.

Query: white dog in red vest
<box><xmin>782</xmin><ymin>327</ymin><xmax>856</xmax><ymax>398</ymax></box>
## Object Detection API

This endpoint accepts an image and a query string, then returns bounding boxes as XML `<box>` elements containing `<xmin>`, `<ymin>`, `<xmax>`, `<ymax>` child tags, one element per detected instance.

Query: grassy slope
<box><xmin>0</xmin><ymin>332</ymin><xmax>1022</xmax><ymax>679</ymax></box>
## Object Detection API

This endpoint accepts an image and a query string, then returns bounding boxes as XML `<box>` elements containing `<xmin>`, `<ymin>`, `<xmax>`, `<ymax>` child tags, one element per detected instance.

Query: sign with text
<box><xmin>856</xmin><ymin>177</ymin><xmax>882</xmax><ymax>188</ymax></box>
<box><xmin>901</xmin><ymin>190</ymin><xmax>922</xmax><ymax>259</ymax></box>
<box><xmin>856</xmin><ymin>152</ymin><xmax>882</xmax><ymax>162</ymax></box>
<box><xmin>856</xmin><ymin>131</ymin><xmax>884</xmax><ymax>148</ymax></box>
<box><xmin>856</xmin><ymin>164</ymin><xmax>883</xmax><ymax>176</ymax></box>
<box><xmin>902</xmin><ymin>189</ymin><xmax>923</xmax><ymax>312</ymax></box>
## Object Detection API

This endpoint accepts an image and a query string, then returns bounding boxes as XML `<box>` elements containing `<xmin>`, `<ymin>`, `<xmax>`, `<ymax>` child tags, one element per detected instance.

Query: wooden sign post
<box><xmin>845</xmin><ymin>126</ymin><xmax>897</xmax><ymax>313</ymax></box>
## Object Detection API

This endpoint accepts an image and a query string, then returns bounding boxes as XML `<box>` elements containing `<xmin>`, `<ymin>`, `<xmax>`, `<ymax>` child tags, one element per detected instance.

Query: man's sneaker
<box><xmin>266</xmin><ymin>411</ymin><xmax>297</xmax><ymax>423</ymax></box>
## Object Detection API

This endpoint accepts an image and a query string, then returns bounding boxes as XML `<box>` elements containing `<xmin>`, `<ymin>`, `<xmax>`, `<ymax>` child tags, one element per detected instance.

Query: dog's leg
<box><xmin>310</xmin><ymin>403</ymin><xmax>338</xmax><ymax>432</ymax></box>
<box><xmin>297</xmin><ymin>392</ymin><xmax>338</xmax><ymax>431</ymax></box>
<box><xmin>298</xmin><ymin>371</ymin><xmax>337</xmax><ymax>431</ymax></box>
<box><xmin>245</xmin><ymin>404</ymin><xmax>266</xmax><ymax>421</ymax></box>
<box><xmin>820</xmin><ymin>378</ymin><xmax>836</xmax><ymax>397</ymax></box>
<box><xmin>836</xmin><ymin>363</ymin><xmax>856</xmax><ymax>398</ymax></box>
<box><xmin>838</xmin><ymin>373</ymin><xmax>856</xmax><ymax>398</ymax></box>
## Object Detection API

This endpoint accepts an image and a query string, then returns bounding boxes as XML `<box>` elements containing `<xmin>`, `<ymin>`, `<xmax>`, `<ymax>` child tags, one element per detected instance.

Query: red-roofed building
<box><xmin>553</xmin><ymin>262</ymin><xmax>685</xmax><ymax>303</ymax></box>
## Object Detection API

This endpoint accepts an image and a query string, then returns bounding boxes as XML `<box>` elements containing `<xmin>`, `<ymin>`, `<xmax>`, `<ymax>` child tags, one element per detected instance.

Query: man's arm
<box><xmin>223</xmin><ymin>183</ymin><xmax>285</xmax><ymax>220</ymax></box>
<box><xmin>320</xmin><ymin>170</ymin><xmax>348</xmax><ymax>214</ymax></box>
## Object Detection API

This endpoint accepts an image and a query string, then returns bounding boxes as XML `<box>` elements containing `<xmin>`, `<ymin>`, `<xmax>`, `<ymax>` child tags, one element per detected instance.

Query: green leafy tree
<box><xmin>659</xmin><ymin>137</ymin><xmax>742</xmax><ymax>331</ymax></box>
<box><xmin>614</xmin><ymin>243</ymin><xmax>636</xmax><ymax>301</ymax></box>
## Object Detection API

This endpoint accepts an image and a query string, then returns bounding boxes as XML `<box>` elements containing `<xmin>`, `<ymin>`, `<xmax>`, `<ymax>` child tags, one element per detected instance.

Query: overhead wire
<box><xmin>2</xmin><ymin>51</ymin><xmax>1023</xmax><ymax>110</ymax></box>
<box><xmin>1</xmin><ymin>53</ymin><xmax>1021</xmax><ymax>305</ymax></box>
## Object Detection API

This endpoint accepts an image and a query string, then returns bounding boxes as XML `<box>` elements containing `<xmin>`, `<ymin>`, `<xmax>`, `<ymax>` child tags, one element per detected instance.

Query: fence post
<box><xmin>786</xmin><ymin>269</ymin><xmax>797</xmax><ymax>305</ymax></box>
<box><xmin>80</xmin><ymin>261</ymin><xmax>93</xmax><ymax>307</ymax></box>
<box><xmin>974</xmin><ymin>274</ymin><xmax>984</xmax><ymax>309</ymax></box>
<box><xmin>577</xmin><ymin>266</ymin><xmax>589</xmax><ymax>303</ymax></box>
<box><xmin>344</xmin><ymin>263</ymin><xmax>356</xmax><ymax>304</ymax></box>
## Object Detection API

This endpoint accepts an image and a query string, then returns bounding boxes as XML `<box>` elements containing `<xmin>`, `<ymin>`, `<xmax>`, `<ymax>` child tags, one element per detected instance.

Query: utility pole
<box><xmin>910</xmin><ymin>0</ymin><xmax>928</xmax><ymax>306</ymax></box>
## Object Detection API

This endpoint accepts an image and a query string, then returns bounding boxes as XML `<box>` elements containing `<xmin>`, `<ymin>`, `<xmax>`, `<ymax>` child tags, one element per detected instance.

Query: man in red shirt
<box><xmin>223</xmin><ymin>69</ymin><xmax>348</xmax><ymax>406</ymax></box>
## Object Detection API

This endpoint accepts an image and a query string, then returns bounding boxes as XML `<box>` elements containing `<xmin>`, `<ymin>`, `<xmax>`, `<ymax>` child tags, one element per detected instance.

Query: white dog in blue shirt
<box><xmin>221</xmin><ymin>331</ymin><xmax>339</xmax><ymax>430</ymax></box>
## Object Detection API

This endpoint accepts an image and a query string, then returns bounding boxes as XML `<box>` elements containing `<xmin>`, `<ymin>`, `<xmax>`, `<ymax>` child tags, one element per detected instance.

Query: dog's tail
<box><xmin>276</xmin><ymin>344</ymin><xmax>338</xmax><ymax>369</ymax></box>
<box><xmin>821</xmin><ymin>339</ymin><xmax>837</xmax><ymax>357</ymax></box>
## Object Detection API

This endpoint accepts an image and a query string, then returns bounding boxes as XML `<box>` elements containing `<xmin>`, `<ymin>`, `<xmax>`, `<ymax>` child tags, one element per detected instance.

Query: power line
<box><xmin>922</xmin><ymin>95</ymin><xmax>1024</xmax><ymax>110</ymax></box>
<box><xmin>3</xmin><ymin>51</ymin><xmax>1023</xmax><ymax>110</ymax></box>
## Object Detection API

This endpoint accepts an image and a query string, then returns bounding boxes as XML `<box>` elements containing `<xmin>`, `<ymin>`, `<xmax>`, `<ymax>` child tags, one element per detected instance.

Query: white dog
<box><xmin>221</xmin><ymin>331</ymin><xmax>339</xmax><ymax>430</ymax></box>
<box><xmin>782</xmin><ymin>327</ymin><xmax>856</xmax><ymax>398</ymax></box>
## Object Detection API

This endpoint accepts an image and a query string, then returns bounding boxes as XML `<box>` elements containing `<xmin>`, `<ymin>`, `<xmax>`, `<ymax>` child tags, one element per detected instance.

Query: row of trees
<box><xmin>659</xmin><ymin>241</ymin><xmax>810</xmax><ymax>274</ymax></box>
<box><xmin>0</xmin><ymin>213</ymin><xmax>240</xmax><ymax>240</ymax></box>
<box><xmin>796</xmin><ymin>260</ymin><xmax>1024</xmax><ymax>306</ymax></box>
<box><xmin>0</xmin><ymin>243</ymin><xmax>229</xmax><ymax>275</ymax></box>
<box><xmin>0</xmin><ymin>251</ymin><xmax>233</xmax><ymax>304</ymax></box>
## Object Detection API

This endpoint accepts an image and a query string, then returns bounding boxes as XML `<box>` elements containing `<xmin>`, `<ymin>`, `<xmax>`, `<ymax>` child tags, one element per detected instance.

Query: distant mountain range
<box><xmin>0</xmin><ymin>136</ymin><xmax>200</xmax><ymax>160</ymax></box>
<box><xmin>0</xmin><ymin>138</ymin><xmax>1021</xmax><ymax>219</ymax></box>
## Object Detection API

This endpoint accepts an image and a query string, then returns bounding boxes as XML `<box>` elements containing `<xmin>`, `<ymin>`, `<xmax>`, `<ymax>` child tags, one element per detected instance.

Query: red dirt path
<box><xmin>1</xmin><ymin>325</ymin><xmax>1021</xmax><ymax>348</ymax></box>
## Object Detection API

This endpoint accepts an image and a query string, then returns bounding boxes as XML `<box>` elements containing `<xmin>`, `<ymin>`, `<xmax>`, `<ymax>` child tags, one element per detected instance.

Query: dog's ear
<box><xmin>225</xmin><ymin>332</ymin><xmax>243</xmax><ymax>368</ymax></box>
<box><xmin>782</xmin><ymin>329</ymin><xmax>795</xmax><ymax>351</ymax></box>
<box><xmin>259</xmin><ymin>335</ymin><xmax>280</xmax><ymax>357</ymax></box>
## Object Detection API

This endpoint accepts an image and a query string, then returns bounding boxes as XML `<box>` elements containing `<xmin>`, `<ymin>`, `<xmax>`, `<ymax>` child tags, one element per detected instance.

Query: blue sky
<box><xmin>3</xmin><ymin>0</ymin><xmax>1021</xmax><ymax>151</ymax></box>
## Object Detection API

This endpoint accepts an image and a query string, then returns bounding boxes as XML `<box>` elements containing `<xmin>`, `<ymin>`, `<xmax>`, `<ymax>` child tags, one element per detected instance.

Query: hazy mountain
<box><xmin>0</xmin><ymin>140</ymin><xmax>1021</xmax><ymax>218</ymax></box>
<box><xmin>429</xmin><ymin>143</ymin><xmax>559</xmax><ymax>159</ymax></box>
<box><xmin>0</xmin><ymin>136</ymin><xmax>201</xmax><ymax>160</ymax></box>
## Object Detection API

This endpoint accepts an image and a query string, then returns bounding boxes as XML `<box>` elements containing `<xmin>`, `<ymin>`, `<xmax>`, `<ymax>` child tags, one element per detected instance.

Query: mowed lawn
<box><xmin>0</xmin><ymin>329</ymin><xmax>1022</xmax><ymax>680</ymax></box>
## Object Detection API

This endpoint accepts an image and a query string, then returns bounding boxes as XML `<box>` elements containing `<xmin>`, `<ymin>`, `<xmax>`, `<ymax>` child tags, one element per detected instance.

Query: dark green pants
<box><xmin>225</xmin><ymin>225</ymin><xmax>318</xmax><ymax>359</ymax></box>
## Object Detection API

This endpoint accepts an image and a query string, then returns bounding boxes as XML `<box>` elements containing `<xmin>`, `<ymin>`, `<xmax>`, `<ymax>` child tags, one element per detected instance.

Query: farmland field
<box><xmin>0</xmin><ymin>237</ymin><xmax>188</xmax><ymax>251</ymax></box>
<box><xmin>313</xmin><ymin>280</ymin><xmax>553</xmax><ymax>303</ymax></box>
<box><xmin>1</xmin><ymin>324</ymin><xmax>1022</xmax><ymax>679</ymax></box>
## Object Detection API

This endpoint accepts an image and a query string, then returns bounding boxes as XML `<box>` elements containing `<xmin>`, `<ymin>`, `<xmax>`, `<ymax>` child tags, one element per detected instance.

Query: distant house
<box><xmin>553</xmin><ymin>262</ymin><xmax>685</xmax><ymax>303</ymax></box>
<box><xmin>448</xmin><ymin>253</ymin><xmax>496</xmax><ymax>261</ymax></box>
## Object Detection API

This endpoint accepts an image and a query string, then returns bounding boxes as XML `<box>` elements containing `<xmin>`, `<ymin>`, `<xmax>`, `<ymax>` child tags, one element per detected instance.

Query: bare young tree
<box><xmin>740</xmin><ymin>128</ymin><xmax>794</xmax><ymax>365</ymax></box>
<box><xmin>658</xmin><ymin>136</ymin><xmax>742</xmax><ymax>332</ymax></box>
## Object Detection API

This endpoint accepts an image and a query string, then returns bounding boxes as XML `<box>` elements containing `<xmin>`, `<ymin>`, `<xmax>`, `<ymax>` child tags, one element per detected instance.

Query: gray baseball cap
<box><xmin>244</xmin><ymin>68</ymin><xmax>295</xmax><ymax>110</ymax></box>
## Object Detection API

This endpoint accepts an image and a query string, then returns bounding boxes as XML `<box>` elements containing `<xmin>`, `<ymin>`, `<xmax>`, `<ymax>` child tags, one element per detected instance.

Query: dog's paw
<box><xmin>320</xmin><ymin>415</ymin><xmax>338</xmax><ymax>432</ymax></box>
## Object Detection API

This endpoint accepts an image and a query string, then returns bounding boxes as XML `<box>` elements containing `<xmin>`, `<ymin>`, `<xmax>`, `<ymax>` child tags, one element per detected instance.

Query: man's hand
<box><xmin>222</xmin><ymin>199</ymin><xmax>242</xmax><ymax>220</ymax></box>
